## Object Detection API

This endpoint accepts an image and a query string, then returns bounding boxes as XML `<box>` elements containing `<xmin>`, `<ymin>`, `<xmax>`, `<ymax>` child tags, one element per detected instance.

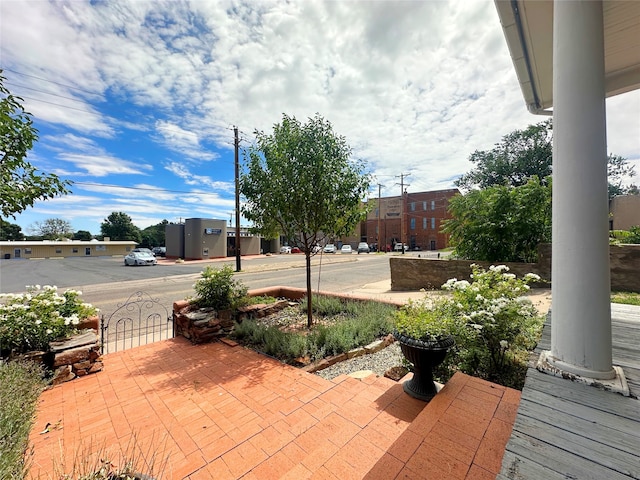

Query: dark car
<box><xmin>152</xmin><ymin>247</ymin><xmax>166</xmax><ymax>257</ymax></box>
<box><xmin>357</xmin><ymin>242</ymin><xmax>370</xmax><ymax>254</ymax></box>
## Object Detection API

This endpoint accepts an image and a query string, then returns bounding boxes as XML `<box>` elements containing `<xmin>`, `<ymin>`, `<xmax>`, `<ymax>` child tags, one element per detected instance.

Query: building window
<box><xmin>431</xmin><ymin>217</ymin><xmax>436</xmax><ymax>229</ymax></box>
<box><xmin>72</xmin><ymin>248</ymin><xmax>78</xmax><ymax>253</ymax></box>
<box><xmin>423</xmin><ymin>201</ymin><xmax>427</xmax><ymax>210</ymax></box>
<box><xmin>125</xmin><ymin>247</ymin><xmax>131</xmax><ymax>252</ymax></box>
<box><xmin>55</xmin><ymin>248</ymin><xmax>62</xmax><ymax>254</ymax></box>
<box><xmin>410</xmin><ymin>202</ymin><xmax>416</xmax><ymax>212</ymax></box>
<box><xmin>24</xmin><ymin>248</ymin><xmax>32</xmax><ymax>254</ymax></box>
<box><xmin>410</xmin><ymin>218</ymin><xmax>416</xmax><ymax>230</ymax></box>
<box><xmin>431</xmin><ymin>200</ymin><xmax>435</xmax><ymax>210</ymax></box>
<box><xmin>423</xmin><ymin>217</ymin><xmax>427</xmax><ymax>229</ymax></box>
<box><xmin>375</xmin><ymin>208</ymin><xmax>379</xmax><ymax>217</ymax></box>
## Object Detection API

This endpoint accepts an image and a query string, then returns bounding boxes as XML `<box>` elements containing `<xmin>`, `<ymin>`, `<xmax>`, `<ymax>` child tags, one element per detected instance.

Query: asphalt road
<box><xmin>0</xmin><ymin>253</ymin><xmax>395</xmax><ymax>316</ymax></box>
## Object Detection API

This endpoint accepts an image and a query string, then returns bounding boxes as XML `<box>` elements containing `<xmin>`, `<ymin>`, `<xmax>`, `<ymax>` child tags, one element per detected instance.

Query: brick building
<box><xmin>363</xmin><ymin>188</ymin><xmax>459</xmax><ymax>251</ymax></box>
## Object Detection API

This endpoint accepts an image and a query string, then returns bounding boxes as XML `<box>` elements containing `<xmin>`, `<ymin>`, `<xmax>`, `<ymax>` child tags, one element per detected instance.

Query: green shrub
<box><xmin>299</xmin><ymin>295</ymin><xmax>358</xmax><ymax>316</ymax></box>
<box><xmin>0</xmin><ymin>360</ymin><xmax>46</xmax><ymax>480</ymax></box>
<box><xmin>432</xmin><ymin>265</ymin><xmax>545</xmax><ymax>389</ymax></box>
<box><xmin>231</xmin><ymin>300</ymin><xmax>396</xmax><ymax>363</ymax></box>
<box><xmin>628</xmin><ymin>225</ymin><xmax>640</xmax><ymax>244</ymax></box>
<box><xmin>0</xmin><ymin>286</ymin><xmax>98</xmax><ymax>355</ymax></box>
<box><xmin>191</xmin><ymin>265</ymin><xmax>248</xmax><ymax>310</ymax></box>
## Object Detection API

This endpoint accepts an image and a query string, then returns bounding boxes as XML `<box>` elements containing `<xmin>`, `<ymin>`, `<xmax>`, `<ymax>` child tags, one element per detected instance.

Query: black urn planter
<box><xmin>393</xmin><ymin>331</ymin><xmax>455</xmax><ymax>402</ymax></box>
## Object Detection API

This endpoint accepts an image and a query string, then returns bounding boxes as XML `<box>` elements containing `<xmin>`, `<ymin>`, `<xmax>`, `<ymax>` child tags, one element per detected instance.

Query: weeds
<box><xmin>0</xmin><ymin>360</ymin><xmax>46</xmax><ymax>480</ymax></box>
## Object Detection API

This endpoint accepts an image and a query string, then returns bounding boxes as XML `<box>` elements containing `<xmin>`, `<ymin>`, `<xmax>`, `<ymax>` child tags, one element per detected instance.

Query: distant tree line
<box><xmin>0</xmin><ymin>213</ymin><xmax>171</xmax><ymax>247</ymax></box>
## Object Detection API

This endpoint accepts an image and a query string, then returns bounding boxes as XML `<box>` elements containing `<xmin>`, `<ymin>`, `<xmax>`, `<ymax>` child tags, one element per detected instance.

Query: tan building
<box><xmin>165</xmin><ymin>218</ymin><xmax>265</xmax><ymax>260</ymax></box>
<box><xmin>0</xmin><ymin>240</ymin><xmax>136</xmax><ymax>260</ymax></box>
<box><xmin>609</xmin><ymin>195</ymin><xmax>640</xmax><ymax>231</ymax></box>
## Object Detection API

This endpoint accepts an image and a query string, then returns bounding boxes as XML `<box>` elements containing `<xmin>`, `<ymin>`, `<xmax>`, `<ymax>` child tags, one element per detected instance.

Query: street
<box><xmin>0</xmin><ymin>253</ymin><xmax>400</xmax><ymax>317</ymax></box>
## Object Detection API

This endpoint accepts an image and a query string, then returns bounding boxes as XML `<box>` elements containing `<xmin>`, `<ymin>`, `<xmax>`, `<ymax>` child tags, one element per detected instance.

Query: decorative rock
<box><xmin>88</xmin><ymin>361</ymin><xmax>103</xmax><ymax>374</ymax></box>
<box><xmin>347</xmin><ymin>347</ymin><xmax>365</xmax><ymax>359</ymax></box>
<box><xmin>364</xmin><ymin>340</ymin><xmax>384</xmax><ymax>353</ymax></box>
<box><xmin>52</xmin><ymin>365</ymin><xmax>75</xmax><ymax>385</ymax></box>
<box><xmin>53</xmin><ymin>346</ymin><xmax>90</xmax><ymax>367</ymax></box>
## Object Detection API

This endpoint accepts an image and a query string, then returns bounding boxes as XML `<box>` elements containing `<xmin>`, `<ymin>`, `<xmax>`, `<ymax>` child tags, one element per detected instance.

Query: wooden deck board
<box><xmin>499</xmin><ymin>303</ymin><xmax>640</xmax><ymax>479</ymax></box>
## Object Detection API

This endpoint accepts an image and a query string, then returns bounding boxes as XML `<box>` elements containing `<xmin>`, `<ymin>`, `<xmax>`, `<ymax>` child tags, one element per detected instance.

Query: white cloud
<box><xmin>2</xmin><ymin>0</ymin><xmax>638</xmax><ymax>234</ymax></box>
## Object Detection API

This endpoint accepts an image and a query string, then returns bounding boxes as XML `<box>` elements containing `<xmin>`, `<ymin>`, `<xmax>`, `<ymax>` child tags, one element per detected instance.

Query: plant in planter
<box><xmin>392</xmin><ymin>299</ymin><xmax>458</xmax><ymax>401</ymax></box>
<box><xmin>0</xmin><ymin>285</ymin><xmax>98</xmax><ymax>359</ymax></box>
<box><xmin>439</xmin><ymin>264</ymin><xmax>544</xmax><ymax>388</ymax></box>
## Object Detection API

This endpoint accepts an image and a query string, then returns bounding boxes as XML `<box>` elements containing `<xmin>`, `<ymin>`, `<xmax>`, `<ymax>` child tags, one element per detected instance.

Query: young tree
<box><xmin>442</xmin><ymin>177</ymin><xmax>552</xmax><ymax>263</ymax></box>
<box><xmin>0</xmin><ymin>219</ymin><xmax>25</xmax><ymax>241</ymax></box>
<box><xmin>0</xmin><ymin>70</ymin><xmax>70</xmax><ymax>218</ymax></box>
<box><xmin>455</xmin><ymin>119</ymin><xmax>634</xmax><ymax>198</ymax></box>
<box><xmin>241</xmin><ymin>113</ymin><xmax>371</xmax><ymax>327</ymax></box>
<box><xmin>28</xmin><ymin>218</ymin><xmax>73</xmax><ymax>240</ymax></box>
<box><xmin>100</xmin><ymin>212</ymin><xmax>141</xmax><ymax>243</ymax></box>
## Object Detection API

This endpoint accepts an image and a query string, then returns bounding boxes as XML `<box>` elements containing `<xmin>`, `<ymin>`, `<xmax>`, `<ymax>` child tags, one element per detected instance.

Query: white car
<box><xmin>341</xmin><ymin>245</ymin><xmax>352</xmax><ymax>254</ymax></box>
<box><xmin>280</xmin><ymin>246</ymin><xmax>292</xmax><ymax>254</ymax></box>
<box><xmin>124</xmin><ymin>251</ymin><xmax>157</xmax><ymax>266</ymax></box>
<box><xmin>323</xmin><ymin>244</ymin><xmax>336</xmax><ymax>254</ymax></box>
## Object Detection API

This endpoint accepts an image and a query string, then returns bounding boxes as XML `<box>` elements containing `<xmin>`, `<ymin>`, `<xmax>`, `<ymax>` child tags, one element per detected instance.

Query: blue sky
<box><xmin>1</xmin><ymin>0</ymin><xmax>638</xmax><ymax>235</ymax></box>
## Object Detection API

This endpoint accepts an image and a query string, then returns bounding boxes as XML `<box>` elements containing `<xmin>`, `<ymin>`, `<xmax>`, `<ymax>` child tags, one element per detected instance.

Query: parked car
<box><xmin>357</xmin><ymin>242</ymin><xmax>370</xmax><ymax>254</ymax></box>
<box><xmin>291</xmin><ymin>247</ymin><xmax>302</xmax><ymax>254</ymax></box>
<box><xmin>393</xmin><ymin>243</ymin><xmax>408</xmax><ymax>252</ymax></box>
<box><xmin>124</xmin><ymin>251</ymin><xmax>157</xmax><ymax>266</ymax></box>
<box><xmin>152</xmin><ymin>246</ymin><xmax>166</xmax><ymax>257</ymax></box>
<box><xmin>280</xmin><ymin>246</ymin><xmax>292</xmax><ymax>254</ymax></box>
<box><xmin>341</xmin><ymin>245</ymin><xmax>352</xmax><ymax>254</ymax></box>
<box><xmin>323</xmin><ymin>244</ymin><xmax>336</xmax><ymax>254</ymax></box>
<box><xmin>311</xmin><ymin>244</ymin><xmax>322</xmax><ymax>254</ymax></box>
<box><xmin>133</xmin><ymin>247</ymin><xmax>154</xmax><ymax>256</ymax></box>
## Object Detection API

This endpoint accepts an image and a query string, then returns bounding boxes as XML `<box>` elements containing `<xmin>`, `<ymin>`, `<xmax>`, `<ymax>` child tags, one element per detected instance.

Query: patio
<box><xmin>29</xmin><ymin>336</ymin><xmax>519</xmax><ymax>479</ymax></box>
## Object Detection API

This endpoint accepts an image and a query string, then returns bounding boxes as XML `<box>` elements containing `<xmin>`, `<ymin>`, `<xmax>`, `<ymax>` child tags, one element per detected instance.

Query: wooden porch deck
<box><xmin>498</xmin><ymin>303</ymin><xmax>640</xmax><ymax>479</ymax></box>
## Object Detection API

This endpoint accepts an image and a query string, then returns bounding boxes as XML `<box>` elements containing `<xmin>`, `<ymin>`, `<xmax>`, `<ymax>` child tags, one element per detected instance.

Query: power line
<box><xmin>2</xmin><ymin>67</ymin><xmax>101</xmax><ymax>97</ymax></box>
<box><xmin>73</xmin><ymin>181</ymin><xmax>230</xmax><ymax>196</ymax></box>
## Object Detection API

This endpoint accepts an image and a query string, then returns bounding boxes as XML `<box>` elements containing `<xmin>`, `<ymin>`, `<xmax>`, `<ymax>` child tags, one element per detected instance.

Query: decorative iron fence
<box><xmin>100</xmin><ymin>291</ymin><xmax>174</xmax><ymax>354</ymax></box>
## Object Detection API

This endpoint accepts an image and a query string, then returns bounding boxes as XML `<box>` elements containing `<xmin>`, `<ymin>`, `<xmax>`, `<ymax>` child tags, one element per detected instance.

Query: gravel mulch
<box><xmin>313</xmin><ymin>342</ymin><xmax>405</xmax><ymax>381</ymax></box>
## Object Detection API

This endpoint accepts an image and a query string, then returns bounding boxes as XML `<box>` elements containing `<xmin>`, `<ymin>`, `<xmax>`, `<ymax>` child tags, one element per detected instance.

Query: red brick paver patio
<box><xmin>29</xmin><ymin>337</ymin><xmax>520</xmax><ymax>479</ymax></box>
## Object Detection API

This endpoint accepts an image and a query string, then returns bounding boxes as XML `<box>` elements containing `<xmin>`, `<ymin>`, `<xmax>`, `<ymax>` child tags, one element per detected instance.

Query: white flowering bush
<box><xmin>436</xmin><ymin>265</ymin><xmax>544</xmax><ymax>388</ymax></box>
<box><xmin>0</xmin><ymin>285</ymin><xmax>98</xmax><ymax>355</ymax></box>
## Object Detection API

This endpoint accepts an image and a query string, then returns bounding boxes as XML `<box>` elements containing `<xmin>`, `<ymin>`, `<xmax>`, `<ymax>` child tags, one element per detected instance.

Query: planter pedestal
<box><xmin>394</xmin><ymin>332</ymin><xmax>455</xmax><ymax>402</ymax></box>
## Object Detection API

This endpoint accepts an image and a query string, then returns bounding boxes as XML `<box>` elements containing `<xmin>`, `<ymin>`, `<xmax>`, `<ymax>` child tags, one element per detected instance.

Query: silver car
<box><xmin>124</xmin><ymin>251</ymin><xmax>157</xmax><ymax>266</ymax></box>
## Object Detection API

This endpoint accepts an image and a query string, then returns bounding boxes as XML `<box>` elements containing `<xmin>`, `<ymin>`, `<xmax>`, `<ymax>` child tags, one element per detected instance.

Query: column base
<box><xmin>537</xmin><ymin>351</ymin><xmax>629</xmax><ymax>396</ymax></box>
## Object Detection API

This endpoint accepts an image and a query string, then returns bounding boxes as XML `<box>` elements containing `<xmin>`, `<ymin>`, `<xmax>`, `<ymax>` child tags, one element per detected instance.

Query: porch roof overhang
<box><xmin>495</xmin><ymin>0</ymin><xmax>640</xmax><ymax>114</ymax></box>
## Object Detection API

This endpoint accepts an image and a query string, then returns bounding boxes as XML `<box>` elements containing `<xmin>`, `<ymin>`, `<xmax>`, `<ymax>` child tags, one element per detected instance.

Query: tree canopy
<box><xmin>241</xmin><ymin>113</ymin><xmax>371</xmax><ymax>327</ymax></box>
<box><xmin>100</xmin><ymin>212</ymin><xmax>141</xmax><ymax>243</ymax></box>
<box><xmin>73</xmin><ymin>230</ymin><xmax>93</xmax><ymax>241</ymax></box>
<box><xmin>442</xmin><ymin>177</ymin><xmax>552</xmax><ymax>263</ymax></box>
<box><xmin>141</xmin><ymin>220</ymin><xmax>168</xmax><ymax>247</ymax></box>
<box><xmin>0</xmin><ymin>219</ymin><xmax>24</xmax><ymax>241</ymax></box>
<box><xmin>0</xmin><ymin>70</ymin><xmax>70</xmax><ymax>218</ymax></box>
<box><xmin>455</xmin><ymin>119</ymin><xmax>635</xmax><ymax>199</ymax></box>
<box><xmin>28</xmin><ymin>218</ymin><xmax>73</xmax><ymax>240</ymax></box>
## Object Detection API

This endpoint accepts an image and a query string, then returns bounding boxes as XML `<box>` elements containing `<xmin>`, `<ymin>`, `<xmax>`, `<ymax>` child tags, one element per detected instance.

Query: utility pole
<box><xmin>234</xmin><ymin>126</ymin><xmax>241</xmax><ymax>272</ymax></box>
<box><xmin>377</xmin><ymin>183</ymin><xmax>383</xmax><ymax>251</ymax></box>
<box><xmin>396</xmin><ymin>173</ymin><xmax>410</xmax><ymax>254</ymax></box>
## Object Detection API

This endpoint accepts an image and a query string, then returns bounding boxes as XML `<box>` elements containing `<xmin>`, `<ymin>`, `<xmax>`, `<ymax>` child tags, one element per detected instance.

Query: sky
<box><xmin>1</xmin><ymin>0</ymin><xmax>639</xmax><ymax>236</ymax></box>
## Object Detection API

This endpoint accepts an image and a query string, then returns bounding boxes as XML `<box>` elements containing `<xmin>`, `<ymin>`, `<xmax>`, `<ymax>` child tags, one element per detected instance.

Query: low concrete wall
<box><xmin>391</xmin><ymin>244</ymin><xmax>640</xmax><ymax>293</ymax></box>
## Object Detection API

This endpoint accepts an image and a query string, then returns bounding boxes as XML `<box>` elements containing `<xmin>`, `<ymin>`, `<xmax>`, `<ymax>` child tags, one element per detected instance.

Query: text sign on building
<box><xmin>204</xmin><ymin>228</ymin><xmax>222</xmax><ymax>235</ymax></box>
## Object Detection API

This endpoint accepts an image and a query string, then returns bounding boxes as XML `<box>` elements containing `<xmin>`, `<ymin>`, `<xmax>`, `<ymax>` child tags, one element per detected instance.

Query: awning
<box><xmin>495</xmin><ymin>0</ymin><xmax>640</xmax><ymax>113</ymax></box>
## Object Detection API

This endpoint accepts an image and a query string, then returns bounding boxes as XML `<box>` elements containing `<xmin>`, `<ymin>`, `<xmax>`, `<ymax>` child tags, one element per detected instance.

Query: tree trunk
<box><xmin>306</xmin><ymin>252</ymin><xmax>313</xmax><ymax>328</ymax></box>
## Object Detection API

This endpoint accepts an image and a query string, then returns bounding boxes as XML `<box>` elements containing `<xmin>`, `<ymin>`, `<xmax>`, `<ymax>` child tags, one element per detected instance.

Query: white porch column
<box><xmin>546</xmin><ymin>0</ymin><xmax>614</xmax><ymax>379</ymax></box>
